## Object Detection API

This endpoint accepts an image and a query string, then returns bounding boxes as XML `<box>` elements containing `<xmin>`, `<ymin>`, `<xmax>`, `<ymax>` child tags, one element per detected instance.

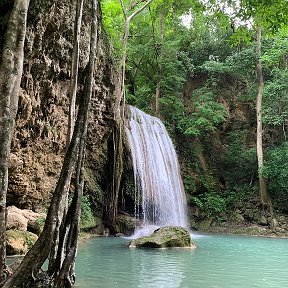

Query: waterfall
<box><xmin>125</xmin><ymin>106</ymin><xmax>188</xmax><ymax>235</ymax></box>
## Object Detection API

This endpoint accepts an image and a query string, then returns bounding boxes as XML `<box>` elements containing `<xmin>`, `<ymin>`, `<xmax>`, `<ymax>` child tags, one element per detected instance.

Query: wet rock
<box><xmin>117</xmin><ymin>215</ymin><xmax>136</xmax><ymax>236</ymax></box>
<box><xmin>198</xmin><ymin>219</ymin><xmax>212</xmax><ymax>231</ymax></box>
<box><xmin>6</xmin><ymin>230</ymin><xmax>38</xmax><ymax>255</ymax></box>
<box><xmin>129</xmin><ymin>226</ymin><xmax>196</xmax><ymax>248</ymax></box>
<box><xmin>269</xmin><ymin>218</ymin><xmax>278</xmax><ymax>228</ymax></box>
<box><xmin>235</xmin><ymin>213</ymin><xmax>245</xmax><ymax>222</ymax></box>
<box><xmin>6</xmin><ymin>211</ymin><xmax>28</xmax><ymax>231</ymax></box>
<box><xmin>258</xmin><ymin>215</ymin><xmax>268</xmax><ymax>226</ymax></box>
<box><xmin>3</xmin><ymin>0</ymin><xmax>115</xmax><ymax>212</ymax></box>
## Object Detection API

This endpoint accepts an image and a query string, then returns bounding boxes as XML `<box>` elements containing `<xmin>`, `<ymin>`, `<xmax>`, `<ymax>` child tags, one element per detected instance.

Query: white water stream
<box><xmin>125</xmin><ymin>106</ymin><xmax>188</xmax><ymax>235</ymax></box>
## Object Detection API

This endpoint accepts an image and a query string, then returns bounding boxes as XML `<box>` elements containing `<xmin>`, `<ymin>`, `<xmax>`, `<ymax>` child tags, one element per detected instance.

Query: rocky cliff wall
<box><xmin>0</xmin><ymin>0</ymin><xmax>116</xmax><ymax>210</ymax></box>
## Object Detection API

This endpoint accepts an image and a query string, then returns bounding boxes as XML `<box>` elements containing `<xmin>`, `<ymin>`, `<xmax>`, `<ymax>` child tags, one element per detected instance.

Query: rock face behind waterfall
<box><xmin>129</xmin><ymin>226</ymin><xmax>196</xmax><ymax>248</ymax></box>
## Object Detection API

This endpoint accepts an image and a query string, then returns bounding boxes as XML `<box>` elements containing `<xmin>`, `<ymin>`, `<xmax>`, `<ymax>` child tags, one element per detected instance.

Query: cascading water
<box><xmin>125</xmin><ymin>105</ymin><xmax>188</xmax><ymax>236</ymax></box>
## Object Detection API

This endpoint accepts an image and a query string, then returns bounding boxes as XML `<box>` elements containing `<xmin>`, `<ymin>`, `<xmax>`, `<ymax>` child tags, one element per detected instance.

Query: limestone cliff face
<box><xmin>0</xmin><ymin>0</ymin><xmax>116</xmax><ymax>210</ymax></box>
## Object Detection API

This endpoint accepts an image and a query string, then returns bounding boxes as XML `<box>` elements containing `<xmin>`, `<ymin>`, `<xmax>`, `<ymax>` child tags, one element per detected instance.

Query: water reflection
<box><xmin>75</xmin><ymin>235</ymin><xmax>288</xmax><ymax>288</ymax></box>
<box><xmin>132</xmin><ymin>248</ymin><xmax>192</xmax><ymax>288</ymax></box>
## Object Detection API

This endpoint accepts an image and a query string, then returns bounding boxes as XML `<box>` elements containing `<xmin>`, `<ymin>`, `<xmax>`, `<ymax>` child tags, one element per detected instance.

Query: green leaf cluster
<box><xmin>80</xmin><ymin>195</ymin><xmax>95</xmax><ymax>228</ymax></box>
<box><xmin>191</xmin><ymin>193</ymin><xmax>226</xmax><ymax>217</ymax></box>
<box><xmin>178</xmin><ymin>88</ymin><xmax>227</xmax><ymax>136</ymax></box>
<box><xmin>263</xmin><ymin>142</ymin><xmax>288</xmax><ymax>194</ymax></box>
<box><xmin>262</xmin><ymin>142</ymin><xmax>288</xmax><ymax>211</ymax></box>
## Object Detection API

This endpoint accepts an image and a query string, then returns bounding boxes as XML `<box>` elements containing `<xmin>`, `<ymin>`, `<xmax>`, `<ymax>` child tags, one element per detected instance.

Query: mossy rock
<box><xmin>129</xmin><ymin>226</ymin><xmax>196</xmax><ymax>248</ymax></box>
<box><xmin>84</xmin><ymin>168</ymin><xmax>104</xmax><ymax>206</ymax></box>
<box><xmin>28</xmin><ymin>216</ymin><xmax>45</xmax><ymax>235</ymax></box>
<box><xmin>197</xmin><ymin>218</ymin><xmax>213</xmax><ymax>231</ymax></box>
<box><xmin>6</xmin><ymin>230</ymin><xmax>38</xmax><ymax>255</ymax></box>
<box><xmin>117</xmin><ymin>215</ymin><xmax>136</xmax><ymax>236</ymax></box>
<box><xmin>80</xmin><ymin>216</ymin><xmax>105</xmax><ymax>236</ymax></box>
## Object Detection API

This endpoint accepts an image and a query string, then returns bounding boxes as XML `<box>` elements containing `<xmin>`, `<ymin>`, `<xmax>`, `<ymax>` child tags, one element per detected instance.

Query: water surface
<box><xmin>75</xmin><ymin>234</ymin><xmax>288</xmax><ymax>288</ymax></box>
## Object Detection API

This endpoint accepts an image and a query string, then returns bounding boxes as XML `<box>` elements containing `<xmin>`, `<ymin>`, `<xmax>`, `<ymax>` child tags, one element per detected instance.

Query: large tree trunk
<box><xmin>2</xmin><ymin>0</ymin><xmax>99</xmax><ymax>287</ymax></box>
<box><xmin>255</xmin><ymin>24</ymin><xmax>272</xmax><ymax>212</ymax></box>
<box><xmin>0</xmin><ymin>0</ymin><xmax>30</xmax><ymax>283</ymax></box>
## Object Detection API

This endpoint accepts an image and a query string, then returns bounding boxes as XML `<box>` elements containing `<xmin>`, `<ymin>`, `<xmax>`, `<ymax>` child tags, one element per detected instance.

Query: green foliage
<box><xmin>223</xmin><ymin>131</ymin><xmax>258</xmax><ymax>186</ymax></box>
<box><xmin>262</xmin><ymin>28</ymin><xmax>288</xmax><ymax>67</ymax></box>
<box><xmin>226</xmin><ymin>47</ymin><xmax>256</xmax><ymax>78</ymax></box>
<box><xmin>80</xmin><ymin>195</ymin><xmax>95</xmax><ymax>228</ymax></box>
<box><xmin>183</xmin><ymin>175</ymin><xmax>197</xmax><ymax>194</ymax></box>
<box><xmin>229</xmin><ymin>26</ymin><xmax>253</xmax><ymax>46</ymax></box>
<box><xmin>25</xmin><ymin>233</ymin><xmax>35</xmax><ymax>248</ymax></box>
<box><xmin>35</xmin><ymin>216</ymin><xmax>46</xmax><ymax>233</ymax></box>
<box><xmin>240</xmin><ymin>0</ymin><xmax>288</xmax><ymax>32</ymax></box>
<box><xmin>263</xmin><ymin>69</ymin><xmax>288</xmax><ymax>126</ymax></box>
<box><xmin>224</xmin><ymin>185</ymin><xmax>256</xmax><ymax>210</ymax></box>
<box><xmin>200</xmin><ymin>173</ymin><xmax>217</xmax><ymax>193</ymax></box>
<box><xmin>191</xmin><ymin>193</ymin><xmax>225</xmax><ymax>217</ymax></box>
<box><xmin>181</xmin><ymin>10</ymin><xmax>234</xmax><ymax>67</ymax></box>
<box><xmin>261</xmin><ymin>32</ymin><xmax>288</xmax><ymax>128</ymax></box>
<box><xmin>101</xmin><ymin>0</ymin><xmax>124</xmax><ymax>57</ymax></box>
<box><xmin>125</xmin><ymin>8</ymin><xmax>189</xmax><ymax>113</ymax></box>
<box><xmin>263</xmin><ymin>142</ymin><xmax>288</xmax><ymax>194</ymax></box>
<box><xmin>262</xmin><ymin>142</ymin><xmax>288</xmax><ymax>211</ymax></box>
<box><xmin>200</xmin><ymin>60</ymin><xmax>231</xmax><ymax>75</ymax></box>
<box><xmin>177</xmin><ymin>88</ymin><xmax>227</xmax><ymax>136</ymax></box>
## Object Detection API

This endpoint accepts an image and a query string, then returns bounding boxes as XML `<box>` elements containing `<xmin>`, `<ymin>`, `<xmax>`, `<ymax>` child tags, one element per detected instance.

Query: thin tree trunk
<box><xmin>67</xmin><ymin>0</ymin><xmax>84</xmax><ymax>145</ymax></box>
<box><xmin>155</xmin><ymin>12</ymin><xmax>164</xmax><ymax>115</ymax></box>
<box><xmin>0</xmin><ymin>0</ymin><xmax>30</xmax><ymax>283</ymax></box>
<box><xmin>255</xmin><ymin>24</ymin><xmax>271</xmax><ymax>211</ymax></box>
<box><xmin>116</xmin><ymin>0</ymin><xmax>154</xmax><ymax>112</ymax></box>
<box><xmin>104</xmin><ymin>126</ymin><xmax>122</xmax><ymax>232</ymax></box>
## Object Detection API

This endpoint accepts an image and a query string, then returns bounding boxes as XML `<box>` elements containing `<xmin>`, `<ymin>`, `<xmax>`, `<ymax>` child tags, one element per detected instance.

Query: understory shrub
<box><xmin>80</xmin><ymin>195</ymin><xmax>95</xmax><ymax>228</ymax></box>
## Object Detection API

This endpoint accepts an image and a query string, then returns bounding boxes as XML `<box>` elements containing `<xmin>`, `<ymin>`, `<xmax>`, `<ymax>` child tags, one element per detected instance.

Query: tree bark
<box><xmin>255</xmin><ymin>24</ymin><xmax>271</xmax><ymax>211</ymax></box>
<box><xmin>0</xmin><ymin>0</ymin><xmax>30</xmax><ymax>283</ymax></box>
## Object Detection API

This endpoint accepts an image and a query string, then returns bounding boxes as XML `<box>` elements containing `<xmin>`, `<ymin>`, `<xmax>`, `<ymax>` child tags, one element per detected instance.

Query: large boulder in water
<box><xmin>129</xmin><ymin>226</ymin><xmax>196</xmax><ymax>248</ymax></box>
